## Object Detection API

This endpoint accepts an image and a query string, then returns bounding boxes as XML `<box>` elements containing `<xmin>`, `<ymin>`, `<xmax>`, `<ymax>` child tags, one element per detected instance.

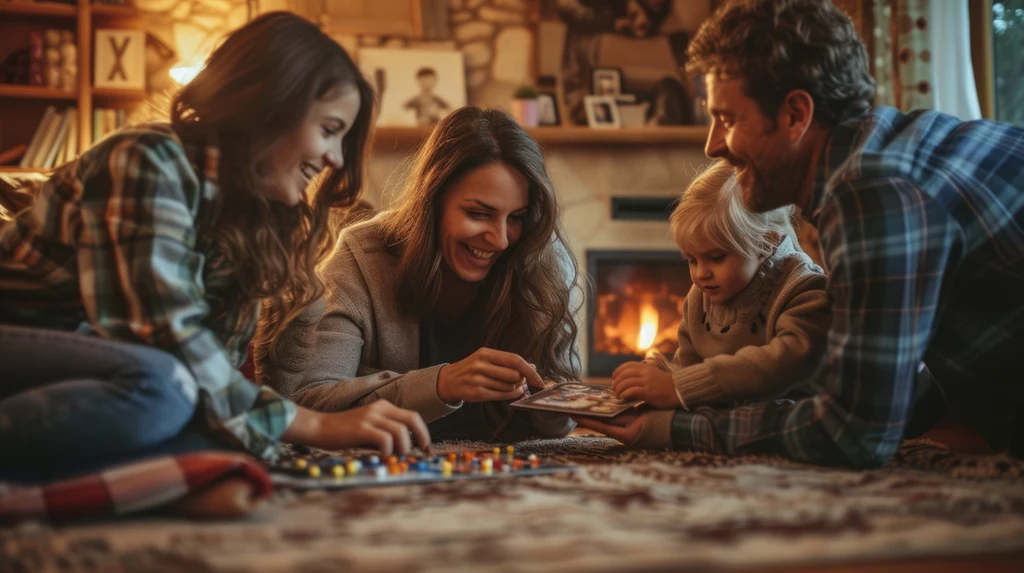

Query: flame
<box><xmin>636</xmin><ymin>302</ymin><xmax>659</xmax><ymax>351</ymax></box>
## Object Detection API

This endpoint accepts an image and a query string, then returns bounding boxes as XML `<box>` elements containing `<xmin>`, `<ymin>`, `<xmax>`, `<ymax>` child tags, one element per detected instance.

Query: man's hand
<box><xmin>611</xmin><ymin>361</ymin><xmax>680</xmax><ymax>409</ymax></box>
<box><xmin>572</xmin><ymin>409</ymin><xmax>675</xmax><ymax>450</ymax></box>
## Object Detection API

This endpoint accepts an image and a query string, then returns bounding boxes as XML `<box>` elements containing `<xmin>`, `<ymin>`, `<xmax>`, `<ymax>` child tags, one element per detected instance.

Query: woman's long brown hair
<box><xmin>170</xmin><ymin>12</ymin><xmax>374</xmax><ymax>352</ymax></box>
<box><xmin>378</xmin><ymin>107</ymin><xmax>583</xmax><ymax>383</ymax></box>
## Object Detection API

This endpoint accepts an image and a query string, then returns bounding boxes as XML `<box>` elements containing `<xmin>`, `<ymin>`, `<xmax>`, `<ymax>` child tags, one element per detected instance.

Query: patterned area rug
<box><xmin>3</xmin><ymin>437</ymin><xmax>1024</xmax><ymax>572</ymax></box>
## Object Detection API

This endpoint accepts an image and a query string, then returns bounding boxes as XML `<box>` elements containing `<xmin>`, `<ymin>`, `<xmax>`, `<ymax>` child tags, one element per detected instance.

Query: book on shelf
<box><xmin>19</xmin><ymin>105</ymin><xmax>56</xmax><ymax>168</ymax></box>
<box><xmin>18</xmin><ymin>106</ymin><xmax>80</xmax><ymax>169</ymax></box>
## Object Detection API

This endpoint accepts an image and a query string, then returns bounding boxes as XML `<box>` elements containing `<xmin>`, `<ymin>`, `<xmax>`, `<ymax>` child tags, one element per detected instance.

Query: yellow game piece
<box><xmin>346</xmin><ymin>460</ymin><xmax>361</xmax><ymax>476</ymax></box>
<box><xmin>294</xmin><ymin>458</ymin><xmax>308</xmax><ymax>470</ymax></box>
<box><xmin>481</xmin><ymin>458</ymin><xmax>493</xmax><ymax>474</ymax></box>
<box><xmin>331</xmin><ymin>465</ymin><xmax>345</xmax><ymax>478</ymax></box>
<box><xmin>506</xmin><ymin>446</ymin><xmax>514</xmax><ymax>456</ymax></box>
<box><xmin>441</xmin><ymin>460</ymin><xmax>453</xmax><ymax>477</ymax></box>
<box><xmin>308</xmin><ymin>465</ymin><xmax>321</xmax><ymax>478</ymax></box>
<box><xmin>492</xmin><ymin>447</ymin><xmax>501</xmax><ymax>458</ymax></box>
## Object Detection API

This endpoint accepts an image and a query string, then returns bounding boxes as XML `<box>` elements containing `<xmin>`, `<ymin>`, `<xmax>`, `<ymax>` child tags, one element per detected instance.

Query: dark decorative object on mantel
<box><xmin>538</xmin><ymin>0</ymin><xmax>704</xmax><ymax>127</ymax></box>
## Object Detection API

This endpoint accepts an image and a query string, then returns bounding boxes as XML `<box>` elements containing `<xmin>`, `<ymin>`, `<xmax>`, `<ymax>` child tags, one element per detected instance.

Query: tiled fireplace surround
<box><xmin>361</xmin><ymin>142</ymin><xmax>710</xmax><ymax>376</ymax></box>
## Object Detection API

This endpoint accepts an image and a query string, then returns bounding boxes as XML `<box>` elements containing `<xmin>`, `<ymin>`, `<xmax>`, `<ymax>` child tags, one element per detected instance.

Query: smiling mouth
<box><xmin>300</xmin><ymin>162</ymin><xmax>320</xmax><ymax>184</ymax></box>
<box><xmin>463</xmin><ymin>243</ymin><xmax>498</xmax><ymax>261</ymax></box>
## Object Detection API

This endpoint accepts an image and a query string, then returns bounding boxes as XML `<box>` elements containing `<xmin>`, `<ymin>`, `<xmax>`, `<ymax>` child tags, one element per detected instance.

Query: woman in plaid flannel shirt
<box><xmin>0</xmin><ymin>13</ymin><xmax>429</xmax><ymax>482</ymax></box>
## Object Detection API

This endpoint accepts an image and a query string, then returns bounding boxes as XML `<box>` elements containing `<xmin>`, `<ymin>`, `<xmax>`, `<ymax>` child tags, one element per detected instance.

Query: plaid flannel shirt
<box><xmin>669</xmin><ymin>107</ymin><xmax>1024</xmax><ymax>467</ymax></box>
<box><xmin>0</xmin><ymin>124</ymin><xmax>296</xmax><ymax>459</ymax></box>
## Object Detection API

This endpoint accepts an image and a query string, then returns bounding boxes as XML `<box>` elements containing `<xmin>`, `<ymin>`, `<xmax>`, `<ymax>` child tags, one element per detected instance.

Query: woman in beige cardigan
<box><xmin>257</xmin><ymin>107</ymin><xmax>581</xmax><ymax>441</ymax></box>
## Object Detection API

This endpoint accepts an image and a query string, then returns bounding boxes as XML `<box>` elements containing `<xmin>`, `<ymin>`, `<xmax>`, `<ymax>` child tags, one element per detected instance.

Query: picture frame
<box><xmin>591</xmin><ymin>67</ymin><xmax>623</xmax><ymax>96</ymax></box>
<box><xmin>358</xmin><ymin>47</ymin><xmax>467</xmax><ymax>127</ymax></box>
<box><xmin>536</xmin><ymin>91</ymin><xmax>560</xmax><ymax>126</ymax></box>
<box><xmin>584</xmin><ymin>95</ymin><xmax>621</xmax><ymax>129</ymax></box>
<box><xmin>510</xmin><ymin>382</ymin><xmax>643</xmax><ymax>418</ymax></box>
<box><xmin>94</xmin><ymin>29</ymin><xmax>146</xmax><ymax>90</ymax></box>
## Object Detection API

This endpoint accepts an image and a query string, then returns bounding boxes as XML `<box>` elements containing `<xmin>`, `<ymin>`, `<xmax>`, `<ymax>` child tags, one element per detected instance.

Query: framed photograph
<box><xmin>358</xmin><ymin>47</ymin><xmax>467</xmax><ymax>127</ymax></box>
<box><xmin>537</xmin><ymin>91</ymin><xmax>560</xmax><ymax>126</ymax></box>
<box><xmin>591</xmin><ymin>67</ymin><xmax>622</xmax><ymax>96</ymax></box>
<box><xmin>94</xmin><ymin>29</ymin><xmax>146</xmax><ymax>90</ymax></box>
<box><xmin>510</xmin><ymin>382</ymin><xmax>642</xmax><ymax>418</ymax></box>
<box><xmin>584</xmin><ymin>95</ymin><xmax>621</xmax><ymax>129</ymax></box>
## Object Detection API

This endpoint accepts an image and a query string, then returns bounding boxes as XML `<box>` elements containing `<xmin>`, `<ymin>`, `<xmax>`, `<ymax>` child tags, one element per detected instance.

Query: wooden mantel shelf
<box><xmin>374</xmin><ymin>125</ymin><xmax>709</xmax><ymax>149</ymax></box>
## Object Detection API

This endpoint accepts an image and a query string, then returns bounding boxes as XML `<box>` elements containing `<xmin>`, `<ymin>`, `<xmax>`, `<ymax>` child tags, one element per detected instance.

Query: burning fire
<box><xmin>637</xmin><ymin>302</ymin><xmax>659</xmax><ymax>351</ymax></box>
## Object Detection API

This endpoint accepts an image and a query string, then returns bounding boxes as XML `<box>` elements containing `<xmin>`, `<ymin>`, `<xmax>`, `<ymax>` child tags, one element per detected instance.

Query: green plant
<box><xmin>513</xmin><ymin>85</ymin><xmax>539</xmax><ymax>99</ymax></box>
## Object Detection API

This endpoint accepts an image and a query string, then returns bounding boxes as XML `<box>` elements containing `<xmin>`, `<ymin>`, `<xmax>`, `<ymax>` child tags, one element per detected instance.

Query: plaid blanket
<box><xmin>0</xmin><ymin>453</ymin><xmax>272</xmax><ymax>523</ymax></box>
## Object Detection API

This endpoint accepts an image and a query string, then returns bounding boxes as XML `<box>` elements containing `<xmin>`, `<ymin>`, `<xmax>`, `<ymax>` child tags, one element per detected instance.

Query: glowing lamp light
<box><xmin>169</xmin><ymin>63</ymin><xmax>204</xmax><ymax>85</ymax></box>
<box><xmin>636</xmin><ymin>302</ymin><xmax>659</xmax><ymax>351</ymax></box>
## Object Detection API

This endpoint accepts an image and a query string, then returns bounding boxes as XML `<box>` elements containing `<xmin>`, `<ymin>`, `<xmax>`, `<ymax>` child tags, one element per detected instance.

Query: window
<box><xmin>993</xmin><ymin>1</ymin><xmax>1024</xmax><ymax>126</ymax></box>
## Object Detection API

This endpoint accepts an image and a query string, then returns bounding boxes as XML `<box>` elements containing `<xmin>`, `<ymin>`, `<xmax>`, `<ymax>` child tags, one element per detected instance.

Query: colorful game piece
<box><xmin>347</xmin><ymin>459</ymin><xmax>362</xmax><ymax>476</ymax></box>
<box><xmin>270</xmin><ymin>449</ymin><xmax>573</xmax><ymax>490</ymax></box>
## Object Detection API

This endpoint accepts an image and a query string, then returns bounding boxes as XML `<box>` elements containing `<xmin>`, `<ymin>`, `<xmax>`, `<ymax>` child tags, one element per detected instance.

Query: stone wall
<box><xmin>136</xmin><ymin>0</ymin><xmax>250</xmax><ymax>94</ymax></box>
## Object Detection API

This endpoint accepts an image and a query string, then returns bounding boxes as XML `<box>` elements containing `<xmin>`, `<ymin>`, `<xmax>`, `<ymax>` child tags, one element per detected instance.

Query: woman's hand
<box><xmin>283</xmin><ymin>401</ymin><xmax>431</xmax><ymax>456</ymax></box>
<box><xmin>611</xmin><ymin>361</ymin><xmax>680</xmax><ymax>409</ymax></box>
<box><xmin>437</xmin><ymin>347</ymin><xmax>544</xmax><ymax>403</ymax></box>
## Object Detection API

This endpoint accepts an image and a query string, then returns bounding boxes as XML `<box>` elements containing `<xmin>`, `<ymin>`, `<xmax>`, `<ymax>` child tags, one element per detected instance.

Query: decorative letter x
<box><xmin>107</xmin><ymin>36</ymin><xmax>130</xmax><ymax>81</ymax></box>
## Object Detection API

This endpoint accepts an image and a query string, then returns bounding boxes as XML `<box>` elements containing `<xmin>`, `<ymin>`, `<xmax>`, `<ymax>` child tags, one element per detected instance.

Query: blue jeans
<box><xmin>0</xmin><ymin>325</ymin><xmax>233</xmax><ymax>483</ymax></box>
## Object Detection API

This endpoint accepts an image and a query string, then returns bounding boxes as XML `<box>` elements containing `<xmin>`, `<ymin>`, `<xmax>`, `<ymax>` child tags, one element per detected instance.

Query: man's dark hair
<box><xmin>416</xmin><ymin>67</ymin><xmax>438</xmax><ymax>79</ymax></box>
<box><xmin>686</xmin><ymin>0</ymin><xmax>875</xmax><ymax>126</ymax></box>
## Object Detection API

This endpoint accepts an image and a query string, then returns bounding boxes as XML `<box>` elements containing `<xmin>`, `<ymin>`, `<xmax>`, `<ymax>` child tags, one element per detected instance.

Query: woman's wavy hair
<box><xmin>170</xmin><ymin>12</ymin><xmax>374</xmax><ymax>348</ymax></box>
<box><xmin>378</xmin><ymin>107</ymin><xmax>582</xmax><ymax>383</ymax></box>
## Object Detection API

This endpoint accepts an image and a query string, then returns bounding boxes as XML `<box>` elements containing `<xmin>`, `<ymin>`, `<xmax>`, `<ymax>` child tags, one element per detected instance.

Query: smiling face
<box><xmin>264</xmin><ymin>84</ymin><xmax>361</xmax><ymax>206</ymax></box>
<box><xmin>683</xmin><ymin>245</ymin><xmax>761</xmax><ymax>304</ymax></box>
<box><xmin>438</xmin><ymin>161</ymin><xmax>529</xmax><ymax>284</ymax></box>
<box><xmin>703</xmin><ymin>74</ymin><xmax>805</xmax><ymax>213</ymax></box>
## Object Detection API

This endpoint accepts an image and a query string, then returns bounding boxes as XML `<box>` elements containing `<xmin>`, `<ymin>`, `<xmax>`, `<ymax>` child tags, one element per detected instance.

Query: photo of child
<box><xmin>403</xmin><ymin>67</ymin><xmax>450</xmax><ymax>126</ymax></box>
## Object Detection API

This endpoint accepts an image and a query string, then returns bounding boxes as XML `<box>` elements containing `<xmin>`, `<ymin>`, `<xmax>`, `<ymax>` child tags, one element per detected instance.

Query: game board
<box><xmin>268</xmin><ymin>447</ymin><xmax>576</xmax><ymax>490</ymax></box>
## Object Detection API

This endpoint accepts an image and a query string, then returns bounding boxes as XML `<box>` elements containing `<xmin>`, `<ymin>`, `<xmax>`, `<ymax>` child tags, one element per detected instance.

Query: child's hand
<box><xmin>611</xmin><ymin>361</ymin><xmax>680</xmax><ymax>409</ymax></box>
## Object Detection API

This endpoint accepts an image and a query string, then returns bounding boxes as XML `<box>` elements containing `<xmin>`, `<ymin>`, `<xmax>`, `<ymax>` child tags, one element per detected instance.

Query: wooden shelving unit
<box><xmin>373</xmin><ymin>125</ymin><xmax>709</xmax><ymax>149</ymax></box>
<box><xmin>0</xmin><ymin>0</ymin><xmax>144</xmax><ymax>169</ymax></box>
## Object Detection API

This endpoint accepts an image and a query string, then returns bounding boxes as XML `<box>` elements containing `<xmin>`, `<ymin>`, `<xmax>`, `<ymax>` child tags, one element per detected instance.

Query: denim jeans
<box><xmin>0</xmin><ymin>324</ymin><xmax>232</xmax><ymax>483</ymax></box>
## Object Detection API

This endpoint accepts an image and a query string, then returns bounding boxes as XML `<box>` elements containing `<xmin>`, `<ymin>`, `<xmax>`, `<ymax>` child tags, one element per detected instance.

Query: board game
<box><xmin>268</xmin><ymin>447</ymin><xmax>576</xmax><ymax>490</ymax></box>
<box><xmin>510</xmin><ymin>382</ymin><xmax>643</xmax><ymax>418</ymax></box>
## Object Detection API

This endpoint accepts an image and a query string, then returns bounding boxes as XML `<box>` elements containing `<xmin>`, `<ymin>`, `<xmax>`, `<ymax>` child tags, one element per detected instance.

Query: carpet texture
<box><xmin>2</xmin><ymin>437</ymin><xmax>1023</xmax><ymax>572</ymax></box>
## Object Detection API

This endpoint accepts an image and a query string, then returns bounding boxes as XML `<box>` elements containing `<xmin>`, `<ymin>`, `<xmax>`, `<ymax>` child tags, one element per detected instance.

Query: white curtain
<box><xmin>929</xmin><ymin>0</ymin><xmax>983</xmax><ymax>120</ymax></box>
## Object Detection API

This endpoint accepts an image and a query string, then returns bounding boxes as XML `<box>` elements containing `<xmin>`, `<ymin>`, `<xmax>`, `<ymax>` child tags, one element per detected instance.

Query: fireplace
<box><xmin>586</xmin><ymin>250</ymin><xmax>692</xmax><ymax>377</ymax></box>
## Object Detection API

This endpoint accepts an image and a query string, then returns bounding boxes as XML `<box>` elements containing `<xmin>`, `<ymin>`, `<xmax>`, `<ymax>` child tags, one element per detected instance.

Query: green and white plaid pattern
<box><xmin>0</xmin><ymin>124</ymin><xmax>296</xmax><ymax>459</ymax></box>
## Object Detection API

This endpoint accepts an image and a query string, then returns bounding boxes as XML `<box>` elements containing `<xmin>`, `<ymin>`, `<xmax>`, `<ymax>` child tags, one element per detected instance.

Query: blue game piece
<box><xmin>414</xmin><ymin>461</ymin><xmax>429</xmax><ymax>472</ymax></box>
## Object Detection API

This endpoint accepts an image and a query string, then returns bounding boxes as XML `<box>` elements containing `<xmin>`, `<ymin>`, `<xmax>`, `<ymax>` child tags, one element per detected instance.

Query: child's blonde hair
<box><xmin>671</xmin><ymin>161</ymin><xmax>798</xmax><ymax>259</ymax></box>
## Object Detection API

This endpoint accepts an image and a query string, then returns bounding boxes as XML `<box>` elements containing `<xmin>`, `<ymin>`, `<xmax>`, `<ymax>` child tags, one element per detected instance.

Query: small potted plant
<box><xmin>510</xmin><ymin>85</ymin><xmax>540</xmax><ymax>128</ymax></box>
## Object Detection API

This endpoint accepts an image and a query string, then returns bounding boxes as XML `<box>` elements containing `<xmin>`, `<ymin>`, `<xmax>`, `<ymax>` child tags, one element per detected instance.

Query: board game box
<box><xmin>510</xmin><ymin>382</ymin><xmax>643</xmax><ymax>418</ymax></box>
<box><xmin>268</xmin><ymin>447</ymin><xmax>575</xmax><ymax>490</ymax></box>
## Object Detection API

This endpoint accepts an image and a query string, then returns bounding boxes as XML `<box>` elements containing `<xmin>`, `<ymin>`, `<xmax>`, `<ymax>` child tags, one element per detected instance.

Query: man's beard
<box><xmin>736</xmin><ymin>154</ymin><xmax>801</xmax><ymax>213</ymax></box>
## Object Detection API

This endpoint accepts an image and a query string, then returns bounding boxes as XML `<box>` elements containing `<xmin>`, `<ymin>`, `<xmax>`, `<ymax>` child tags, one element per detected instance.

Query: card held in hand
<box><xmin>510</xmin><ymin>382</ymin><xmax>643</xmax><ymax>418</ymax></box>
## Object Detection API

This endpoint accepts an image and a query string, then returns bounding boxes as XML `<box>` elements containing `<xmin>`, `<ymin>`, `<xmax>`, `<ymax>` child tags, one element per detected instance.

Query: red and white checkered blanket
<box><xmin>0</xmin><ymin>452</ymin><xmax>273</xmax><ymax>523</ymax></box>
